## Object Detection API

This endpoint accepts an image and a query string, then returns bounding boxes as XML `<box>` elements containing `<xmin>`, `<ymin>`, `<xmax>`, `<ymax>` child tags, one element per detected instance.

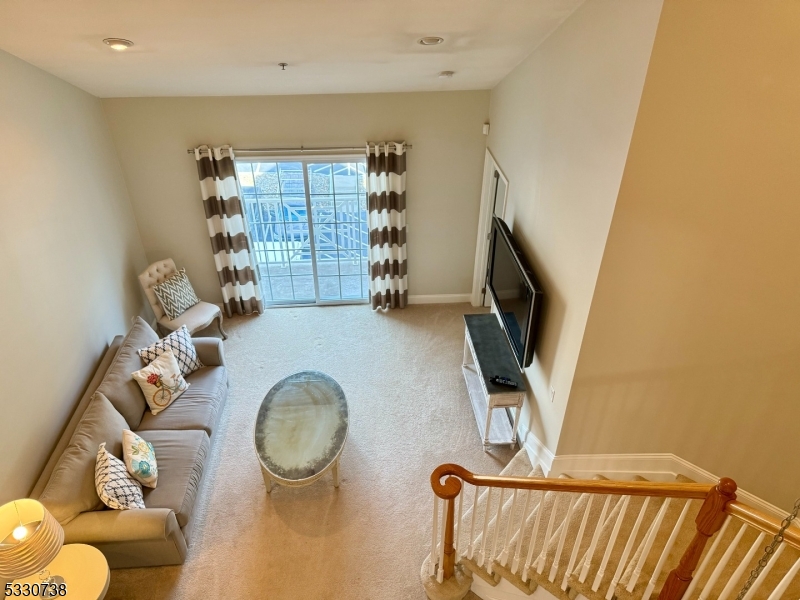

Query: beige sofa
<box><xmin>30</xmin><ymin>317</ymin><xmax>228</xmax><ymax>568</ymax></box>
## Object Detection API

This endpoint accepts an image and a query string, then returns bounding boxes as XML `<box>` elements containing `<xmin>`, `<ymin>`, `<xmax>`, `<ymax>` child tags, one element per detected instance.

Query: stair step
<box><xmin>461</xmin><ymin>556</ymin><xmax>501</xmax><ymax>586</ymax></box>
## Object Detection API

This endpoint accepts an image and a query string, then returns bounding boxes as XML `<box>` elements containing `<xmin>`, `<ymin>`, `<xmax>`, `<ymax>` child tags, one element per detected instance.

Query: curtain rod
<box><xmin>186</xmin><ymin>143</ymin><xmax>411</xmax><ymax>155</ymax></box>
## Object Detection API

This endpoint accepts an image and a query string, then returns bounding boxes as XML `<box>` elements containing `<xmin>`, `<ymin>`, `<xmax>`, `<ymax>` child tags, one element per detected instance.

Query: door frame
<box><xmin>470</xmin><ymin>148</ymin><xmax>509</xmax><ymax>307</ymax></box>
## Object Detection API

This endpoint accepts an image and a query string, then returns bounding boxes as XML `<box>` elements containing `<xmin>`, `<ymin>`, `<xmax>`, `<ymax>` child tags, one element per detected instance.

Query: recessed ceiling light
<box><xmin>439</xmin><ymin>71</ymin><xmax>455</xmax><ymax>79</ymax></box>
<box><xmin>103</xmin><ymin>38</ymin><xmax>133</xmax><ymax>51</ymax></box>
<box><xmin>418</xmin><ymin>36</ymin><xmax>444</xmax><ymax>46</ymax></box>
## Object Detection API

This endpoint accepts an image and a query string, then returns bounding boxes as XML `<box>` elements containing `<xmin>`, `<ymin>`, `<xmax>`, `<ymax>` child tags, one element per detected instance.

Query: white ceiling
<box><xmin>0</xmin><ymin>0</ymin><xmax>584</xmax><ymax>98</ymax></box>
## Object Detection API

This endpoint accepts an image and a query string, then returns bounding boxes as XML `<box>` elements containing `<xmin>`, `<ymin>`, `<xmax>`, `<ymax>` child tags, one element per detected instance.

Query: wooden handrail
<box><xmin>726</xmin><ymin>501</ymin><xmax>800</xmax><ymax>550</ymax></box>
<box><xmin>429</xmin><ymin>464</ymin><xmax>798</xmax><ymax>599</ymax></box>
<box><xmin>430</xmin><ymin>464</ymin><xmax>714</xmax><ymax>500</ymax></box>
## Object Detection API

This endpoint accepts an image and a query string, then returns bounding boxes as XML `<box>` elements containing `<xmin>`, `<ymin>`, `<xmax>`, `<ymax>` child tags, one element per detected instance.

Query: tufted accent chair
<box><xmin>138</xmin><ymin>259</ymin><xmax>227</xmax><ymax>340</ymax></box>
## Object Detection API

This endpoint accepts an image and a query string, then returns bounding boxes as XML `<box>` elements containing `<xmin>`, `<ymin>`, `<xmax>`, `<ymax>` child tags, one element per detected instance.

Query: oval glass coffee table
<box><xmin>254</xmin><ymin>371</ymin><xmax>348</xmax><ymax>493</ymax></box>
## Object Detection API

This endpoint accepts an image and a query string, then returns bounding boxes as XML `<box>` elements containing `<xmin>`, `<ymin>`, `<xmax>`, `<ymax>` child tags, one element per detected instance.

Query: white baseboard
<box><xmin>516</xmin><ymin>420</ymin><xmax>555</xmax><ymax>474</ymax></box>
<box><xmin>408</xmin><ymin>293</ymin><xmax>472</xmax><ymax>304</ymax></box>
<box><xmin>550</xmin><ymin>452</ymin><xmax>785</xmax><ymax>519</ymax></box>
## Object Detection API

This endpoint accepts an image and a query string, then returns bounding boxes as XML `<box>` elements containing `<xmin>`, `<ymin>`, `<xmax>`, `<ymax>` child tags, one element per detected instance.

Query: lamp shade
<box><xmin>0</xmin><ymin>499</ymin><xmax>64</xmax><ymax>580</ymax></box>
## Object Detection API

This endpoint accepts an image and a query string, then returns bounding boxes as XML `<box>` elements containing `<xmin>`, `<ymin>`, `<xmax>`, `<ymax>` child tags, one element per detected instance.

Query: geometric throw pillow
<box><xmin>122</xmin><ymin>430</ymin><xmax>158</xmax><ymax>488</ymax></box>
<box><xmin>137</xmin><ymin>325</ymin><xmax>203</xmax><ymax>376</ymax></box>
<box><xmin>153</xmin><ymin>268</ymin><xmax>200</xmax><ymax>320</ymax></box>
<box><xmin>131</xmin><ymin>350</ymin><xmax>189</xmax><ymax>415</ymax></box>
<box><xmin>95</xmin><ymin>442</ymin><xmax>145</xmax><ymax>511</ymax></box>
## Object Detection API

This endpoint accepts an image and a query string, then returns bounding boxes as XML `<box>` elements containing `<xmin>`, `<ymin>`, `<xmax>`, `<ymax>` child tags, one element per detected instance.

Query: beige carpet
<box><xmin>107</xmin><ymin>303</ymin><xmax>516</xmax><ymax>600</ymax></box>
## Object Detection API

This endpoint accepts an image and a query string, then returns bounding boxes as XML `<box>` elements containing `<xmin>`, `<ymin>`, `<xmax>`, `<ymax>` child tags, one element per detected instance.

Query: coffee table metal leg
<box><xmin>261</xmin><ymin>468</ymin><xmax>273</xmax><ymax>494</ymax></box>
<box><xmin>332</xmin><ymin>457</ymin><xmax>340</xmax><ymax>488</ymax></box>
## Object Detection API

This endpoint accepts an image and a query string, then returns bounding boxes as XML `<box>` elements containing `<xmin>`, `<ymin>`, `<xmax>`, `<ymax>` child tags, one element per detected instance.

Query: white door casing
<box><xmin>471</xmin><ymin>148</ymin><xmax>509</xmax><ymax>307</ymax></box>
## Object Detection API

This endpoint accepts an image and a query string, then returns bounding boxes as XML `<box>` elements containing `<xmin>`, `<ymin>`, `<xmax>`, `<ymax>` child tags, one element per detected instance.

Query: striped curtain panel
<box><xmin>195</xmin><ymin>145</ymin><xmax>264</xmax><ymax>317</ymax></box>
<box><xmin>366</xmin><ymin>142</ymin><xmax>407</xmax><ymax>310</ymax></box>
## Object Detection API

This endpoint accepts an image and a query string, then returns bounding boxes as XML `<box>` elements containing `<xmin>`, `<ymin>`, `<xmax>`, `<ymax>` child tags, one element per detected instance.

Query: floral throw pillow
<box><xmin>138</xmin><ymin>325</ymin><xmax>203</xmax><ymax>377</ymax></box>
<box><xmin>153</xmin><ymin>268</ymin><xmax>200</xmax><ymax>320</ymax></box>
<box><xmin>95</xmin><ymin>443</ymin><xmax>145</xmax><ymax>511</ymax></box>
<box><xmin>122</xmin><ymin>430</ymin><xmax>158</xmax><ymax>488</ymax></box>
<box><xmin>131</xmin><ymin>349</ymin><xmax>189</xmax><ymax>415</ymax></box>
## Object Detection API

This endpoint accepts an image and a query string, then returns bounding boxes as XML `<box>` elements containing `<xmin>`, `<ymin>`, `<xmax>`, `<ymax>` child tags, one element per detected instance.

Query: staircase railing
<box><xmin>427</xmin><ymin>463</ymin><xmax>800</xmax><ymax>600</ymax></box>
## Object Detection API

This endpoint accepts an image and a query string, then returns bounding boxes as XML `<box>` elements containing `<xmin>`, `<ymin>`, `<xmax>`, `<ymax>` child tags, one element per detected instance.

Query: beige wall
<box><xmin>0</xmin><ymin>50</ymin><xmax>149</xmax><ymax>503</ymax></box>
<box><xmin>559</xmin><ymin>1</ymin><xmax>800</xmax><ymax>510</ymax></box>
<box><xmin>101</xmin><ymin>92</ymin><xmax>490</xmax><ymax>300</ymax></box>
<box><xmin>487</xmin><ymin>0</ymin><xmax>663</xmax><ymax>452</ymax></box>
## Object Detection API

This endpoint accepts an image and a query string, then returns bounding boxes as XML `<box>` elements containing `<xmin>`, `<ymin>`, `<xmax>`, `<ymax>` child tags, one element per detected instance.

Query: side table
<box><xmin>12</xmin><ymin>544</ymin><xmax>109</xmax><ymax>599</ymax></box>
<box><xmin>462</xmin><ymin>314</ymin><xmax>526</xmax><ymax>449</ymax></box>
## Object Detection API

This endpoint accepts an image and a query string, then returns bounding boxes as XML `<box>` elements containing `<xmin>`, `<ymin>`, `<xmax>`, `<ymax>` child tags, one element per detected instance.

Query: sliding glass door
<box><xmin>235</xmin><ymin>158</ymin><xmax>369</xmax><ymax>305</ymax></box>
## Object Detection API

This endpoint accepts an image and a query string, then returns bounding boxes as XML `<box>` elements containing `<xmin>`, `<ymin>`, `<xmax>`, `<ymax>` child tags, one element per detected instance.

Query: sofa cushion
<box><xmin>137</xmin><ymin>430</ymin><xmax>210</xmax><ymax>528</ymax></box>
<box><xmin>135</xmin><ymin>366</ymin><xmax>227</xmax><ymax>435</ymax></box>
<box><xmin>39</xmin><ymin>392</ymin><xmax>129</xmax><ymax>525</ymax></box>
<box><xmin>96</xmin><ymin>316</ymin><xmax>159</xmax><ymax>429</ymax></box>
<box><xmin>95</xmin><ymin>442</ymin><xmax>145</xmax><ymax>510</ymax></box>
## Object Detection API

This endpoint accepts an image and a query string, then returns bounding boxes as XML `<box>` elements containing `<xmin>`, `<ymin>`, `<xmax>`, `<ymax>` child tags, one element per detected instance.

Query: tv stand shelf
<box><xmin>462</xmin><ymin>314</ymin><xmax>526</xmax><ymax>449</ymax></box>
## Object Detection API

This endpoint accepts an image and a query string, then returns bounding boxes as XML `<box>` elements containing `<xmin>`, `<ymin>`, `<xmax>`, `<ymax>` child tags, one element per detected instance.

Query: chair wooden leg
<box><xmin>217</xmin><ymin>314</ymin><xmax>228</xmax><ymax>340</ymax></box>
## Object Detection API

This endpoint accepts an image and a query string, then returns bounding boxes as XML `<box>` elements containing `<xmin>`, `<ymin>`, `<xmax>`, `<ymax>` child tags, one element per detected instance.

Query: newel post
<box><xmin>431</xmin><ymin>466</ymin><xmax>463</xmax><ymax>581</ymax></box>
<box><xmin>658</xmin><ymin>477</ymin><xmax>737</xmax><ymax>600</ymax></box>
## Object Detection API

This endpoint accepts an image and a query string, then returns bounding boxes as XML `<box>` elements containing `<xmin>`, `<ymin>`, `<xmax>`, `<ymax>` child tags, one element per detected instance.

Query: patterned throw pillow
<box><xmin>153</xmin><ymin>268</ymin><xmax>200</xmax><ymax>320</ymax></box>
<box><xmin>122</xmin><ymin>430</ymin><xmax>158</xmax><ymax>488</ymax></box>
<box><xmin>138</xmin><ymin>325</ymin><xmax>203</xmax><ymax>376</ymax></box>
<box><xmin>95</xmin><ymin>443</ymin><xmax>145</xmax><ymax>510</ymax></box>
<box><xmin>131</xmin><ymin>350</ymin><xmax>190</xmax><ymax>415</ymax></box>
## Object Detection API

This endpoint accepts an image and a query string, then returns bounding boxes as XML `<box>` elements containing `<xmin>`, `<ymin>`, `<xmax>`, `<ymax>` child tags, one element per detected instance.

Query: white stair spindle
<box><xmin>478</xmin><ymin>486</ymin><xmax>494</xmax><ymax>567</ymax></box>
<box><xmin>592</xmin><ymin>495</ymin><xmax>631</xmax><ymax>592</ymax></box>
<box><xmin>438</xmin><ymin>502</ymin><xmax>446</xmax><ymax>583</ymax></box>
<box><xmin>606</xmin><ymin>497</ymin><xmax>651</xmax><ymax>600</ymax></box>
<box><xmin>698</xmin><ymin>522</ymin><xmax>748</xmax><ymax>600</ymax></box>
<box><xmin>683</xmin><ymin>516</ymin><xmax>732</xmax><ymax>600</ymax></box>
<box><xmin>523</xmin><ymin>490</ymin><xmax>545</xmax><ymax>582</ymax></box>
<box><xmin>550</xmin><ymin>494</ymin><xmax>577</xmax><ymax>582</ymax></box>
<box><xmin>455</xmin><ymin>482</ymin><xmax>465</xmax><ymax>561</ymax></box>
<box><xmin>580</xmin><ymin>495</ymin><xmax>612</xmax><ymax>583</ymax></box>
<box><xmin>513</xmin><ymin>489</ymin><xmax>534</xmax><ymax>574</ymax></box>
<box><xmin>765</xmin><ymin>555</ymin><xmax>800</xmax><ymax>600</ymax></box>
<box><xmin>627</xmin><ymin>498</ymin><xmax>671</xmax><ymax>592</ymax></box>
<box><xmin>467</xmin><ymin>486</ymin><xmax>480</xmax><ymax>560</ymax></box>
<box><xmin>537</xmin><ymin>493</ymin><xmax>561</xmax><ymax>574</ymax></box>
<box><xmin>742</xmin><ymin>544</ymin><xmax>786</xmax><ymax>600</ymax></box>
<box><xmin>436</xmin><ymin>500</ymin><xmax>452</xmax><ymax>583</ymax></box>
<box><xmin>487</xmin><ymin>488</ymin><xmax>506</xmax><ymax>574</ymax></box>
<box><xmin>642</xmin><ymin>499</ymin><xmax>692</xmax><ymax>600</ymax></box>
<box><xmin>430</xmin><ymin>495</ymin><xmax>439</xmax><ymax>576</ymax></box>
<box><xmin>718</xmin><ymin>532</ymin><xmax>766</xmax><ymax>600</ymax></box>
<box><xmin>499</xmin><ymin>489</ymin><xmax>519</xmax><ymax>566</ymax></box>
<box><xmin>741</xmin><ymin>543</ymin><xmax>785</xmax><ymax>600</ymax></box>
<box><xmin>562</xmin><ymin>494</ymin><xmax>594</xmax><ymax>590</ymax></box>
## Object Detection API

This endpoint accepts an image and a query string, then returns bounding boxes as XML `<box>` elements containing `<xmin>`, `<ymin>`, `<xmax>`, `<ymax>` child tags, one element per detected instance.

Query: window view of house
<box><xmin>236</xmin><ymin>160</ymin><xmax>369</xmax><ymax>304</ymax></box>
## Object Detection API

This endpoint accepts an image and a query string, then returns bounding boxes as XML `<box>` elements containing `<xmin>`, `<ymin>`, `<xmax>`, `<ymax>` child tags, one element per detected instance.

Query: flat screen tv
<box><xmin>486</xmin><ymin>216</ymin><xmax>544</xmax><ymax>369</ymax></box>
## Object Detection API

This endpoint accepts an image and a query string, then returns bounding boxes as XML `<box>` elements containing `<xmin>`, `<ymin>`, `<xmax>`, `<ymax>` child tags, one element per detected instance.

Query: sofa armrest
<box><xmin>62</xmin><ymin>508</ymin><xmax>187</xmax><ymax>568</ymax></box>
<box><xmin>63</xmin><ymin>508</ymin><xmax>181</xmax><ymax>545</ymax></box>
<box><xmin>193</xmin><ymin>337</ymin><xmax>225</xmax><ymax>367</ymax></box>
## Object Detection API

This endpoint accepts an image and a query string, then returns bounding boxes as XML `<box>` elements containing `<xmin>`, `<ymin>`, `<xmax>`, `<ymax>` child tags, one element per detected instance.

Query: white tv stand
<box><xmin>462</xmin><ymin>314</ymin><xmax>526</xmax><ymax>449</ymax></box>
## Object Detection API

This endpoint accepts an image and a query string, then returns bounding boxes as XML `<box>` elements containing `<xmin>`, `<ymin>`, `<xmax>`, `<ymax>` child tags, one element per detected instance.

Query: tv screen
<box><xmin>487</xmin><ymin>217</ymin><xmax>543</xmax><ymax>368</ymax></box>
